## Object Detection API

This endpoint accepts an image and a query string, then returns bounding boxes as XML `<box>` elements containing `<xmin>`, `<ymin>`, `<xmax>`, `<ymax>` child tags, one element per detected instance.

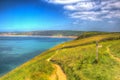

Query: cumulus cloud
<box><xmin>64</xmin><ymin>2</ymin><xmax>97</xmax><ymax>11</ymax></box>
<box><xmin>46</xmin><ymin>0</ymin><xmax>81</xmax><ymax>4</ymax></box>
<box><xmin>46</xmin><ymin>0</ymin><xmax>120</xmax><ymax>21</ymax></box>
<box><xmin>69</xmin><ymin>11</ymin><xmax>106</xmax><ymax>21</ymax></box>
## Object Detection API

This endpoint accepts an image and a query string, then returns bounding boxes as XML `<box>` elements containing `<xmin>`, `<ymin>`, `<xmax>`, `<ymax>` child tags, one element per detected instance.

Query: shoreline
<box><xmin>0</xmin><ymin>35</ymin><xmax>77</xmax><ymax>39</ymax></box>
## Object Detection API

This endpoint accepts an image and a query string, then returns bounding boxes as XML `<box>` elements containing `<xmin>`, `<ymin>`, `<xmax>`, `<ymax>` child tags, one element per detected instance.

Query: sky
<box><xmin>0</xmin><ymin>0</ymin><xmax>120</xmax><ymax>32</ymax></box>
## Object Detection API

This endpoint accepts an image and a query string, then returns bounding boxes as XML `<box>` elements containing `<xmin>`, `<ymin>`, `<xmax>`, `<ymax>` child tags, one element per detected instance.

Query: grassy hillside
<box><xmin>0</xmin><ymin>32</ymin><xmax>120</xmax><ymax>80</ymax></box>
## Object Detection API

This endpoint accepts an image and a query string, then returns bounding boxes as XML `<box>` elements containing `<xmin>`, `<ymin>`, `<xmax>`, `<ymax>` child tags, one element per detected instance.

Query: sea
<box><xmin>0</xmin><ymin>36</ymin><xmax>72</xmax><ymax>76</ymax></box>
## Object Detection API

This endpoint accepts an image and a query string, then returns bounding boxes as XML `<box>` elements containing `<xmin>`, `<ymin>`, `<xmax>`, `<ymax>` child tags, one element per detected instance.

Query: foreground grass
<box><xmin>51</xmin><ymin>40</ymin><xmax>120</xmax><ymax>80</ymax></box>
<box><xmin>0</xmin><ymin>32</ymin><xmax>120</xmax><ymax>80</ymax></box>
<box><xmin>0</xmin><ymin>49</ymin><xmax>56</xmax><ymax>80</ymax></box>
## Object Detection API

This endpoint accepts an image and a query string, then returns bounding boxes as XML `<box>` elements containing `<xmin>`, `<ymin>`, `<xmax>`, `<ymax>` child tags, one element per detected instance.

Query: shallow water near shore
<box><xmin>0</xmin><ymin>36</ymin><xmax>72</xmax><ymax>76</ymax></box>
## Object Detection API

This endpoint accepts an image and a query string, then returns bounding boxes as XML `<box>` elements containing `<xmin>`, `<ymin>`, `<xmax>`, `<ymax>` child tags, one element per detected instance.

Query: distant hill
<box><xmin>0</xmin><ymin>32</ymin><xmax>120</xmax><ymax>80</ymax></box>
<box><xmin>0</xmin><ymin>30</ymin><xmax>83</xmax><ymax>37</ymax></box>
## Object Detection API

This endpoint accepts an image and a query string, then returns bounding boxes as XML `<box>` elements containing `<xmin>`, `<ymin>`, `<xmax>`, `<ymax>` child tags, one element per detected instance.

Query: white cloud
<box><xmin>69</xmin><ymin>11</ymin><xmax>104</xmax><ymax>21</ymax></box>
<box><xmin>64</xmin><ymin>5</ymin><xmax>76</xmax><ymax>10</ymax></box>
<box><xmin>64</xmin><ymin>2</ymin><xmax>96</xmax><ymax>11</ymax></box>
<box><xmin>46</xmin><ymin>0</ymin><xmax>120</xmax><ymax>21</ymax></box>
<box><xmin>46</xmin><ymin>0</ymin><xmax>81</xmax><ymax>4</ymax></box>
<box><xmin>100</xmin><ymin>10</ymin><xmax>120</xmax><ymax>19</ymax></box>
<box><xmin>102</xmin><ymin>0</ymin><xmax>120</xmax><ymax>10</ymax></box>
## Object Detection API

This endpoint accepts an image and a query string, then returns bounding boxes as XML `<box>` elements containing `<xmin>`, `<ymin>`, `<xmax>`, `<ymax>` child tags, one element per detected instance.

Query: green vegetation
<box><xmin>0</xmin><ymin>32</ymin><xmax>120</xmax><ymax>80</ymax></box>
<box><xmin>0</xmin><ymin>53</ymin><xmax>54</xmax><ymax>80</ymax></box>
<box><xmin>51</xmin><ymin>40</ymin><xmax>120</xmax><ymax>80</ymax></box>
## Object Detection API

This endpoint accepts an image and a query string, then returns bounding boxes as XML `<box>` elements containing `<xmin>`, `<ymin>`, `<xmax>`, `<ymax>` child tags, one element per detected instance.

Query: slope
<box><xmin>0</xmin><ymin>32</ymin><xmax>120</xmax><ymax>80</ymax></box>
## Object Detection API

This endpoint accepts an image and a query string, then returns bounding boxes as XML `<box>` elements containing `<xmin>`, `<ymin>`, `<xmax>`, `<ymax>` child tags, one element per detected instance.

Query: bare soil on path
<box><xmin>49</xmin><ymin>63</ymin><xmax>67</xmax><ymax>80</ymax></box>
<box><xmin>47</xmin><ymin>53</ymin><xmax>67</xmax><ymax>80</ymax></box>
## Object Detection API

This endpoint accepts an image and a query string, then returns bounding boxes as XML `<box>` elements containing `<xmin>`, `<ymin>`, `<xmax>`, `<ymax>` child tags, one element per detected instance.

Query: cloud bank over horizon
<box><xmin>46</xmin><ymin>0</ymin><xmax>120</xmax><ymax>21</ymax></box>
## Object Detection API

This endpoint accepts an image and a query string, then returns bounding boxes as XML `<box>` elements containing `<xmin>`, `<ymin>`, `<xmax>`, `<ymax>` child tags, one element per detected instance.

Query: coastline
<box><xmin>0</xmin><ymin>35</ymin><xmax>77</xmax><ymax>39</ymax></box>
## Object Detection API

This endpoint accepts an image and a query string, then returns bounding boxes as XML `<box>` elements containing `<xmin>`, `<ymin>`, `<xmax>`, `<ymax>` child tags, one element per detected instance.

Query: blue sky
<box><xmin>0</xmin><ymin>0</ymin><xmax>120</xmax><ymax>32</ymax></box>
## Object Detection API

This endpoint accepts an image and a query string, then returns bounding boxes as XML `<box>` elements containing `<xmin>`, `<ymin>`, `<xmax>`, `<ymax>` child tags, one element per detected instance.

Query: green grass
<box><xmin>51</xmin><ymin>40</ymin><xmax>120</xmax><ymax>80</ymax></box>
<box><xmin>0</xmin><ymin>49</ymin><xmax>55</xmax><ymax>80</ymax></box>
<box><xmin>0</xmin><ymin>32</ymin><xmax>120</xmax><ymax>80</ymax></box>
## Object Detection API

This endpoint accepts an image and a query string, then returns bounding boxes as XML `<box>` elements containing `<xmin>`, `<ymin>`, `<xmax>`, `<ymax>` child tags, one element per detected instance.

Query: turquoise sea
<box><xmin>0</xmin><ymin>36</ymin><xmax>72</xmax><ymax>76</ymax></box>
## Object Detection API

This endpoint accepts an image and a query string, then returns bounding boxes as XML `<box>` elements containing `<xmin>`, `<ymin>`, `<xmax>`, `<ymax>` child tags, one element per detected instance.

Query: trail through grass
<box><xmin>50</xmin><ymin>64</ymin><xmax>67</xmax><ymax>80</ymax></box>
<box><xmin>107</xmin><ymin>47</ymin><xmax>120</xmax><ymax>62</ymax></box>
<box><xmin>0</xmin><ymin>32</ymin><xmax>120</xmax><ymax>80</ymax></box>
<box><xmin>47</xmin><ymin>50</ymin><xmax>67</xmax><ymax>80</ymax></box>
<box><xmin>51</xmin><ymin>40</ymin><xmax>120</xmax><ymax>80</ymax></box>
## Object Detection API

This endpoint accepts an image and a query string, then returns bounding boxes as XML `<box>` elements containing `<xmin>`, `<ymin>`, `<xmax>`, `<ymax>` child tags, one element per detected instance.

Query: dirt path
<box><xmin>50</xmin><ymin>63</ymin><xmax>67</xmax><ymax>80</ymax></box>
<box><xmin>107</xmin><ymin>47</ymin><xmax>120</xmax><ymax>62</ymax></box>
<box><xmin>47</xmin><ymin>50</ymin><xmax>67</xmax><ymax>80</ymax></box>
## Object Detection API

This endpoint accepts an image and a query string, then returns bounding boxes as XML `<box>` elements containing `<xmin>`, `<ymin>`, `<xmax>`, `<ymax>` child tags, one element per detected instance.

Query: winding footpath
<box><xmin>50</xmin><ymin>64</ymin><xmax>67</xmax><ymax>80</ymax></box>
<box><xmin>107</xmin><ymin>47</ymin><xmax>120</xmax><ymax>62</ymax></box>
<box><xmin>47</xmin><ymin>51</ymin><xmax>67</xmax><ymax>80</ymax></box>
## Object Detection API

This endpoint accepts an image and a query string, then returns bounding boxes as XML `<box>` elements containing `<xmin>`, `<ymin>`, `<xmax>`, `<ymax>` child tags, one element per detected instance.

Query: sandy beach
<box><xmin>0</xmin><ymin>35</ymin><xmax>77</xmax><ymax>39</ymax></box>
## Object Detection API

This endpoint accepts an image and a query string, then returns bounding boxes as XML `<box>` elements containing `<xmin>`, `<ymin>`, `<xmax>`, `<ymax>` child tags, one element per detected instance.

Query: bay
<box><xmin>0</xmin><ymin>36</ymin><xmax>72</xmax><ymax>76</ymax></box>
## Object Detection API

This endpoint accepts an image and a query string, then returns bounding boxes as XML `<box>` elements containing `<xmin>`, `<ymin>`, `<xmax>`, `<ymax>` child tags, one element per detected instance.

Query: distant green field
<box><xmin>0</xmin><ymin>32</ymin><xmax>120</xmax><ymax>80</ymax></box>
